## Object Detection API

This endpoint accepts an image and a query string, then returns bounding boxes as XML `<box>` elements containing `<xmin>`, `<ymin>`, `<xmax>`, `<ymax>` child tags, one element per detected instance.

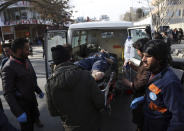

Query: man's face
<box><xmin>3</xmin><ymin>47</ymin><xmax>11</xmax><ymax>57</ymax></box>
<box><xmin>136</xmin><ymin>49</ymin><xmax>143</xmax><ymax>58</ymax></box>
<box><xmin>20</xmin><ymin>42</ymin><xmax>30</xmax><ymax>59</ymax></box>
<box><xmin>142</xmin><ymin>53</ymin><xmax>159</xmax><ymax>71</ymax></box>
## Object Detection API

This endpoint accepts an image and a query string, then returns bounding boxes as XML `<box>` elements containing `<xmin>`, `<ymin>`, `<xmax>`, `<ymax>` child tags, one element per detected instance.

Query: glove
<box><xmin>130</xmin><ymin>96</ymin><xmax>144</xmax><ymax>109</ymax></box>
<box><xmin>17</xmin><ymin>113</ymin><xmax>27</xmax><ymax>123</ymax></box>
<box><xmin>39</xmin><ymin>92</ymin><xmax>44</xmax><ymax>99</ymax></box>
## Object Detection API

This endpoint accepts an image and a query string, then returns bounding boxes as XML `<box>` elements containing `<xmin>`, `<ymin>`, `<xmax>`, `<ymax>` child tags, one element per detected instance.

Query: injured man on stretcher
<box><xmin>74</xmin><ymin>49</ymin><xmax>116</xmax><ymax>81</ymax></box>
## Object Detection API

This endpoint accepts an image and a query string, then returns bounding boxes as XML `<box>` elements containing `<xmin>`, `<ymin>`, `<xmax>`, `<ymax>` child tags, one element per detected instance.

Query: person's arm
<box><xmin>28</xmin><ymin>60</ymin><xmax>43</xmax><ymax>94</ymax></box>
<box><xmin>128</xmin><ymin>61</ymin><xmax>139</xmax><ymax>72</ymax></box>
<box><xmin>1</xmin><ymin>67</ymin><xmax>24</xmax><ymax>117</ymax></box>
<box><xmin>163</xmin><ymin>81</ymin><xmax>184</xmax><ymax>131</ymax></box>
<box><xmin>121</xmin><ymin>77</ymin><xmax>133</xmax><ymax>88</ymax></box>
<box><xmin>132</xmin><ymin>68</ymin><xmax>150</xmax><ymax>92</ymax></box>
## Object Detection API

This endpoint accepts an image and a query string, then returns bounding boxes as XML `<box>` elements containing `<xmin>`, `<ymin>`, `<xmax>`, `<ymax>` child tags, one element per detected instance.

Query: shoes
<box><xmin>35</xmin><ymin>119</ymin><xmax>44</xmax><ymax>128</ymax></box>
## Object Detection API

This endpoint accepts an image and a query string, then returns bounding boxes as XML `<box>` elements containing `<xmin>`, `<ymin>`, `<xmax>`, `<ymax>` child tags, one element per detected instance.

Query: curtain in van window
<box><xmin>72</xmin><ymin>37</ymin><xmax>79</xmax><ymax>47</ymax></box>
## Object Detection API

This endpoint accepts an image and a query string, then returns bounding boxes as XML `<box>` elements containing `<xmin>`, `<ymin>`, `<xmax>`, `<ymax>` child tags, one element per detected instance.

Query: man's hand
<box><xmin>39</xmin><ymin>92</ymin><xmax>44</xmax><ymax>99</ymax></box>
<box><xmin>130</xmin><ymin>96</ymin><xmax>144</xmax><ymax>109</ymax></box>
<box><xmin>17</xmin><ymin>112</ymin><xmax>27</xmax><ymax>123</ymax></box>
<box><xmin>122</xmin><ymin>77</ymin><xmax>132</xmax><ymax>88</ymax></box>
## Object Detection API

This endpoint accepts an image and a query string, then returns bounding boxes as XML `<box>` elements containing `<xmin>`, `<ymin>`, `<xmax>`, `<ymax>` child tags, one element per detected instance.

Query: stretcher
<box><xmin>95</xmin><ymin>58</ymin><xmax>118</xmax><ymax>114</ymax></box>
<box><xmin>75</xmin><ymin>51</ymin><xmax>118</xmax><ymax>113</ymax></box>
<box><xmin>100</xmin><ymin>72</ymin><xmax>116</xmax><ymax>113</ymax></box>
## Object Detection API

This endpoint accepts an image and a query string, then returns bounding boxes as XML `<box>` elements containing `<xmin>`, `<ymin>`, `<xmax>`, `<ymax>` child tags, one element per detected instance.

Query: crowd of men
<box><xmin>153</xmin><ymin>27</ymin><xmax>183</xmax><ymax>44</ymax></box>
<box><xmin>46</xmin><ymin>36</ymin><xmax>184</xmax><ymax>131</ymax></box>
<box><xmin>0</xmin><ymin>36</ymin><xmax>184</xmax><ymax>131</ymax></box>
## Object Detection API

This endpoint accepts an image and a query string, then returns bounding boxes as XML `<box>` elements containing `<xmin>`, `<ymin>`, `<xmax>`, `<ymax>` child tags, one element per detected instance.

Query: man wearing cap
<box><xmin>142</xmin><ymin>39</ymin><xmax>184</xmax><ymax>131</ymax></box>
<box><xmin>45</xmin><ymin>44</ymin><xmax>105</xmax><ymax>131</ymax></box>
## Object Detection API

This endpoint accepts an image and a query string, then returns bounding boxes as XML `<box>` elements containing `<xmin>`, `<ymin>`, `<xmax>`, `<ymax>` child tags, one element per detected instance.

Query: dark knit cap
<box><xmin>51</xmin><ymin>45</ymin><xmax>72</xmax><ymax>65</ymax></box>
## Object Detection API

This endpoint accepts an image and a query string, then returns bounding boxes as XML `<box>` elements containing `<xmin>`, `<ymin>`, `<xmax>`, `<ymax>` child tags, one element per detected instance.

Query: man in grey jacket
<box><xmin>45</xmin><ymin>44</ymin><xmax>105</xmax><ymax>131</ymax></box>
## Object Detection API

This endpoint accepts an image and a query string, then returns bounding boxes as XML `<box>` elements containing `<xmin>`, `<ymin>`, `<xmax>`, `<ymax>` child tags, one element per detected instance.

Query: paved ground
<box><xmin>0</xmin><ymin>46</ymin><xmax>136</xmax><ymax>131</ymax></box>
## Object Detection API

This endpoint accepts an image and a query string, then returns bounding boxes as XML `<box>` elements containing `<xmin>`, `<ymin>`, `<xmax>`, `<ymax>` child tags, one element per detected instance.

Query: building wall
<box><xmin>0</xmin><ymin>1</ymin><xmax>52</xmax><ymax>40</ymax></box>
<box><xmin>151</xmin><ymin>0</ymin><xmax>184</xmax><ymax>30</ymax></box>
<box><xmin>166</xmin><ymin>0</ymin><xmax>184</xmax><ymax>29</ymax></box>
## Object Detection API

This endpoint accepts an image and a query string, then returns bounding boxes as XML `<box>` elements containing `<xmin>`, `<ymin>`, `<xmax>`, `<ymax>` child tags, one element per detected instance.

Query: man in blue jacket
<box><xmin>142</xmin><ymin>39</ymin><xmax>184</xmax><ymax>131</ymax></box>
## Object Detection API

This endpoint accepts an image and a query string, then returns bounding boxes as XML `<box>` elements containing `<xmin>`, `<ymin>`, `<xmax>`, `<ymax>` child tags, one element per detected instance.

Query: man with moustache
<box><xmin>1</xmin><ymin>38</ymin><xmax>44</xmax><ymax>131</ymax></box>
<box><xmin>142</xmin><ymin>39</ymin><xmax>184</xmax><ymax>131</ymax></box>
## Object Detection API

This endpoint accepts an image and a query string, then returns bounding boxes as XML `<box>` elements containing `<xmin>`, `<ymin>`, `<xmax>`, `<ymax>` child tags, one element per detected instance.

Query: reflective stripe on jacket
<box><xmin>144</xmin><ymin>67</ymin><xmax>184</xmax><ymax>131</ymax></box>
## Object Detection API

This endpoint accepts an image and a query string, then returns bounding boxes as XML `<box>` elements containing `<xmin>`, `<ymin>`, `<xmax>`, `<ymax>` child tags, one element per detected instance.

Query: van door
<box><xmin>44</xmin><ymin>30</ymin><xmax>67</xmax><ymax>79</ymax></box>
<box><xmin>125</xmin><ymin>26</ymin><xmax>150</xmax><ymax>64</ymax></box>
<box><xmin>124</xmin><ymin>25</ymin><xmax>150</xmax><ymax>81</ymax></box>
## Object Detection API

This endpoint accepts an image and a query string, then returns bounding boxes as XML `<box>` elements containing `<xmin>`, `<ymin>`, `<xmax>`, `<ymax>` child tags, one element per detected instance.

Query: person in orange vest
<box><xmin>142</xmin><ymin>39</ymin><xmax>184</xmax><ymax>131</ymax></box>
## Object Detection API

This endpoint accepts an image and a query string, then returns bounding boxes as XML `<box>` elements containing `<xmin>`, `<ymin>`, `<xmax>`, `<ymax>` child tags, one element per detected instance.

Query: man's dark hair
<box><xmin>153</xmin><ymin>32</ymin><xmax>163</xmax><ymax>40</ymax></box>
<box><xmin>143</xmin><ymin>39</ymin><xmax>171</xmax><ymax>66</ymax></box>
<box><xmin>145</xmin><ymin>25</ymin><xmax>152</xmax><ymax>39</ymax></box>
<box><xmin>11</xmin><ymin>38</ymin><xmax>29</xmax><ymax>53</ymax></box>
<box><xmin>51</xmin><ymin>44</ymin><xmax>72</xmax><ymax>65</ymax></box>
<box><xmin>133</xmin><ymin>38</ymin><xmax>150</xmax><ymax>52</ymax></box>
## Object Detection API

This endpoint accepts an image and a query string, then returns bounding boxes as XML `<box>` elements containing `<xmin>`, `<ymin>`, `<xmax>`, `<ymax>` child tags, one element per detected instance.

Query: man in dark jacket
<box><xmin>1</xmin><ymin>38</ymin><xmax>44</xmax><ymax>131</ymax></box>
<box><xmin>45</xmin><ymin>44</ymin><xmax>105</xmax><ymax>131</ymax></box>
<box><xmin>142</xmin><ymin>39</ymin><xmax>184</xmax><ymax>131</ymax></box>
<box><xmin>122</xmin><ymin>38</ymin><xmax>150</xmax><ymax>131</ymax></box>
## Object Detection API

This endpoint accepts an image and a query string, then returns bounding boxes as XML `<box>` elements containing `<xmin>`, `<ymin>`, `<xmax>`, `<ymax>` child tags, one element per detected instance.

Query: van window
<box><xmin>70</xmin><ymin>29</ymin><xmax>128</xmax><ymax>59</ymax></box>
<box><xmin>128</xmin><ymin>28</ymin><xmax>149</xmax><ymax>61</ymax></box>
<box><xmin>72</xmin><ymin>31</ymin><xmax>80</xmax><ymax>48</ymax></box>
<box><xmin>47</xmin><ymin>31</ymin><xmax>67</xmax><ymax>61</ymax></box>
<box><xmin>101</xmin><ymin>32</ymin><xmax>114</xmax><ymax>39</ymax></box>
<box><xmin>80</xmin><ymin>31</ymin><xmax>87</xmax><ymax>45</ymax></box>
<box><xmin>129</xmin><ymin>28</ymin><xmax>148</xmax><ymax>43</ymax></box>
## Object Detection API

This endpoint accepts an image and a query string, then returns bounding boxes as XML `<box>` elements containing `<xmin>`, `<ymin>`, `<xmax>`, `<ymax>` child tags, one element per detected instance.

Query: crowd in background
<box><xmin>153</xmin><ymin>27</ymin><xmax>184</xmax><ymax>44</ymax></box>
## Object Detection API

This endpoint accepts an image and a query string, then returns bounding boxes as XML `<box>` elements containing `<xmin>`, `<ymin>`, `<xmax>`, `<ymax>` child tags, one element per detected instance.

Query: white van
<box><xmin>68</xmin><ymin>21</ymin><xmax>133</xmax><ymax>60</ymax></box>
<box><xmin>44</xmin><ymin>21</ymin><xmax>133</xmax><ymax>78</ymax></box>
